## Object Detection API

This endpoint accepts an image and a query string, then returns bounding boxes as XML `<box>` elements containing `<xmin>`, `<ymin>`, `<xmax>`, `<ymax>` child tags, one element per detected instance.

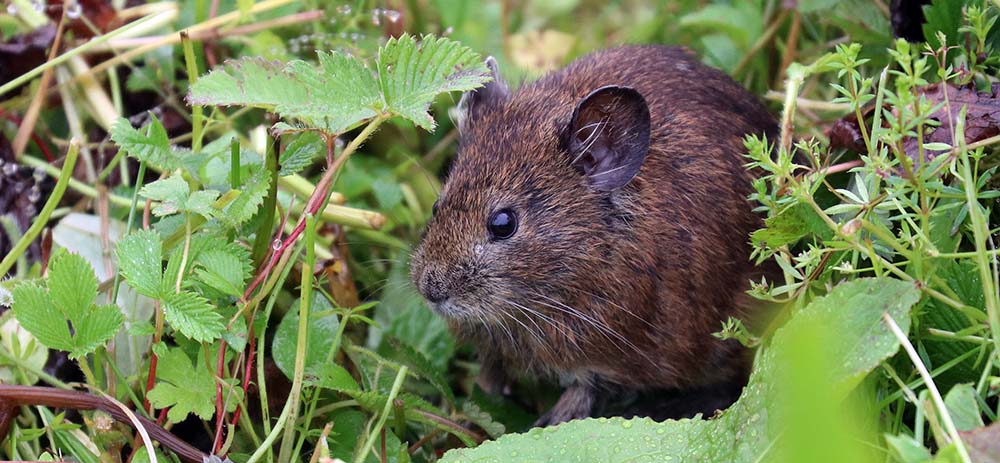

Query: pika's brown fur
<box><xmin>411</xmin><ymin>45</ymin><xmax>777</xmax><ymax>425</ymax></box>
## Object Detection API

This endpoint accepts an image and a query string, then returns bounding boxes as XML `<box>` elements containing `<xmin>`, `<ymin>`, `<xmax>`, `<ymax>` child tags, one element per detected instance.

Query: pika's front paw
<box><xmin>534</xmin><ymin>383</ymin><xmax>595</xmax><ymax>427</ymax></box>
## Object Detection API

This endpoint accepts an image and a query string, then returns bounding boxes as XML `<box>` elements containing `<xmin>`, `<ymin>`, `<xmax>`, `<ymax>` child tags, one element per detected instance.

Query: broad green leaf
<box><xmin>110</xmin><ymin>116</ymin><xmax>178</xmax><ymax>170</ymax></box>
<box><xmin>147</xmin><ymin>347</ymin><xmax>217</xmax><ymax>422</ymax></box>
<box><xmin>943</xmin><ymin>384</ymin><xmax>984</xmax><ymax>432</ymax></box>
<box><xmin>162</xmin><ymin>291</ymin><xmax>225</xmax><ymax>342</ymax></box>
<box><xmin>279</xmin><ymin>131</ymin><xmax>324</xmax><ymax>176</ymax></box>
<box><xmin>751</xmin><ymin>202</ymin><xmax>830</xmax><ymax>250</ymax></box>
<box><xmin>884</xmin><ymin>434</ymin><xmax>933</xmax><ymax>463</ymax></box>
<box><xmin>271</xmin><ymin>295</ymin><xmax>339</xmax><ymax>380</ymax></box>
<box><xmin>47</xmin><ymin>252</ymin><xmax>98</xmax><ymax>319</ymax></box>
<box><xmin>116</xmin><ymin>230</ymin><xmax>163</xmax><ymax>298</ymax></box>
<box><xmin>309</xmin><ymin>363</ymin><xmax>360</xmax><ymax>392</ymax></box>
<box><xmin>440</xmin><ymin>278</ymin><xmax>920</xmax><ymax>462</ymax></box>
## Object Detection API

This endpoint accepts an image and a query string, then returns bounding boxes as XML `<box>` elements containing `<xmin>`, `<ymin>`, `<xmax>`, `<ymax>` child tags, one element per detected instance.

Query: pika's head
<box><xmin>411</xmin><ymin>58</ymin><xmax>651</xmax><ymax>324</ymax></box>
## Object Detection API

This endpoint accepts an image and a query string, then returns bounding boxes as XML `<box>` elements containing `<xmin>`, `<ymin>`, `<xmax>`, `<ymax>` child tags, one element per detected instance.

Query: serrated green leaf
<box><xmin>220</xmin><ymin>166</ymin><xmax>271</xmax><ymax>227</ymax></box>
<box><xmin>193</xmin><ymin>249</ymin><xmax>247</xmax><ymax>297</ymax></box>
<box><xmin>110</xmin><ymin>116</ymin><xmax>178</xmax><ymax>170</ymax></box>
<box><xmin>185</xmin><ymin>190</ymin><xmax>221</xmax><ymax>217</ymax></box>
<box><xmin>387</xmin><ymin>336</ymin><xmax>456</xmax><ymax>407</ymax></box>
<box><xmin>141</xmin><ymin>175</ymin><xmax>189</xmax><ymax>216</ymax></box>
<box><xmin>116</xmin><ymin>230</ymin><xmax>163</xmax><ymax>298</ymax></box>
<box><xmin>188</xmin><ymin>34</ymin><xmax>490</xmax><ymax>134</ymax></box>
<box><xmin>279</xmin><ymin>132</ymin><xmax>324</xmax><ymax>176</ymax></box>
<box><xmin>376</xmin><ymin>34</ymin><xmax>491</xmax><ymax>130</ymax></box>
<box><xmin>162</xmin><ymin>291</ymin><xmax>225</xmax><ymax>342</ymax></box>
<box><xmin>47</xmin><ymin>252</ymin><xmax>98</xmax><ymax>319</ymax></box>
<box><xmin>440</xmin><ymin>278</ymin><xmax>920</xmax><ymax>462</ymax></box>
<box><xmin>462</xmin><ymin>402</ymin><xmax>505</xmax><ymax>438</ymax></box>
<box><xmin>148</xmin><ymin>346</ymin><xmax>217</xmax><ymax>422</ymax></box>
<box><xmin>12</xmin><ymin>283</ymin><xmax>74</xmax><ymax>353</ymax></box>
<box><xmin>68</xmin><ymin>304</ymin><xmax>125</xmax><ymax>359</ymax></box>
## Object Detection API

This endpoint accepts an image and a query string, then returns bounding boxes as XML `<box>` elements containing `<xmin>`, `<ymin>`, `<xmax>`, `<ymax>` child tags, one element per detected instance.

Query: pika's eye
<box><xmin>431</xmin><ymin>199</ymin><xmax>440</xmax><ymax>216</ymax></box>
<box><xmin>488</xmin><ymin>209</ymin><xmax>518</xmax><ymax>240</ymax></box>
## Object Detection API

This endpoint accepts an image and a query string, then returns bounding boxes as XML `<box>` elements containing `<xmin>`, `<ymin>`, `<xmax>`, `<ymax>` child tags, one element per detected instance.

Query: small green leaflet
<box><xmin>140</xmin><ymin>175</ymin><xmax>220</xmax><ymax>218</ymax></box>
<box><xmin>162</xmin><ymin>291</ymin><xmax>225</xmax><ymax>343</ymax></box>
<box><xmin>116</xmin><ymin>229</ymin><xmax>163</xmax><ymax>298</ymax></box>
<box><xmin>279</xmin><ymin>131</ymin><xmax>324</xmax><ymax>176</ymax></box>
<box><xmin>109</xmin><ymin>116</ymin><xmax>181</xmax><ymax>170</ymax></box>
<box><xmin>188</xmin><ymin>33</ymin><xmax>491</xmax><ymax>134</ymax></box>
<box><xmin>193</xmin><ymin>249</ymin><xmax>248</xmax><ymax>297</ymax></box>
<box><xmin>147</xmin><ymin>346</ymin><xmax>219</xmax><ymax>423</ymax></box>
<box><xmin>12</xmin><ymin>252</ymin><xmax>123</xmax><ymax>359</ymax></box>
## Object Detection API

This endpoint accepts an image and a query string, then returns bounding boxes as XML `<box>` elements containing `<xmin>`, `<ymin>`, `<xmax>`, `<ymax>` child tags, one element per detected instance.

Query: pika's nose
<box><xmin>419</xmin><ymin>270</ymin><xmax>450</xmax><ymax>303</ymax></box>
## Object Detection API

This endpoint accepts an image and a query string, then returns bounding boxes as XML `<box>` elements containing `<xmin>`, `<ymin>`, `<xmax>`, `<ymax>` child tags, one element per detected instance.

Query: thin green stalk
<box><xmin>20</xmin><ymin>155</ymin><xmax>133</xmax><ymax>207</ymax></box>
<box><xmin>181</xmin><ymin>32</ymin><xmax>205</xmax><ymax>153</ymax></box>
<box><xmin>884</xmin><ymin>313</ymin><xmax>971</xmax><ymax>463</ymax></box>
<box><xmin>277</xmin><ymin>214</ymin><xmax>318</xmax><ymax>463</ymax></box>
<box><xmin>956</xmin><ymin>141</ymin><xmax>1000</xmax><ymax>365</ymax></box>
<box><xmin>230</xmin><ymin>137</ymin><xmax>242</xmax><ymax>189</ymax></box>
<box><xmin>0</xmin><ymin>14</ymin><xmax>163</xmax><ymax>98</ymax></box>
<box><xmin>0</xmin><ymin>345</ymin><xmax>71</xmax><ymax>390</ymax></box>
<box><xmin>247</xmin><ymin>395</ymin><xmax>293</xmax><ymax>463</ymax></box>
<box><xmin>109</xmin><ymin>160</ymin><xmax>146</xmax><ymax>306</ymax></box>
<box><xmin>0</xmin><ymin>142</ymin><xmax>79</xmax><ymax>276</ymax></box>
<box><xmin>356</xmin><ymin>366</ymin><xmax>409</xmax><ymax>463</ymax></box>
<box><xmin>251</xmin><ymin>137</ymin><xmax>279</xmax><ymax>267</ymax></box>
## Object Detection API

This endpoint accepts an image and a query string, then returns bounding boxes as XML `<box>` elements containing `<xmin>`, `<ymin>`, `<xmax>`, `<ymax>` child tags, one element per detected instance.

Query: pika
<box><xmin>411</xmin><ymin>45</ymin><xmax>777</xmax><ymax>425</ymax></box>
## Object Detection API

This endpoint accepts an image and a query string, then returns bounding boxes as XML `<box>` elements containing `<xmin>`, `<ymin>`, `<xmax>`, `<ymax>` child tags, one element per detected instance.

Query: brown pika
<box><xmin>410</xmin><ymin>45</ymin><xmax>777</xmax><ymax>425</ymax></box>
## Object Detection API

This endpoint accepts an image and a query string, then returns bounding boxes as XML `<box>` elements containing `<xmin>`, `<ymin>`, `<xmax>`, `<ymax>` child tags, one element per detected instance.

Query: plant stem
<box><xmin>0</xmin><ymin>141</ymin><xmax>78</xmax><ymax>277</ymax></box>
<box><xmin>0</xmin><ymin>14</ymin><xmax>163</xmax><ymax>98</ymax></box>
<box><xmin>356</xmin><ymin>366</ymin><xmax>409</xmax><ymax>463</ymax></box>
<box><xmin>277</xmin><ymin>214</ymin><xmax>318</xmax><ymax>463</ymax></box>
<box><xmin>883</xmin><ymin>313</ymin><xmax>971</xmax><ymax>463</ymax></box>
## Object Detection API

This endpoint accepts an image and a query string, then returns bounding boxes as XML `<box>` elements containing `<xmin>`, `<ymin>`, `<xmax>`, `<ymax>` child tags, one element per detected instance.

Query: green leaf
<box><xmin>440</xmin><ymin>278</ymin><xmax>921</xmax><ymax>462</ymax></box>
<box><xmin>884</xmin><ymin>434</ymin><xmax>933</xmax><ymax>463</ymax></box>
<box><xmin>279</xmin><ymin>132</ymin><xmax>324</xmax><ymax>176</ymax></box>
<box><xmin>462</xmin><ymin>402</ymin><xmax>505</xmax><ymax>438</ymax></box>
<box><xmin>751</xmin><ymin>202</ymin><xmax>830</xmax><ymax>250</ymax></box>
<box><xmin>372</xmin><ymin>177</ymin><xmax>404</xmax><ymax>209</ymax></box>
<box><xmin>12</xmin><ymin>283</ymin><xmax>73</xmax><ymax>353</ymax></box>
<box><xmin>220</xmin><ymin>166</ymin><xmax>271</xmax><ymax>227</ymax></box>
<box><xmin>162</xmin><ymin>291</ymin><xmax>225</xmax><ymax>342</ymax></box>
<box><xmin>943</xmin><ymin>383</ymin><xmax>984</xmax><ymax>432</ymax></box>
<box><xmin>116</xmin><ymin>230</ymin><xmax>163</xmax><ymax>298</ymax></box>
<box><xmin>271</xmin><ymin>295</ymin><xmax>339</xmax><ymax>380</ymax></box>
<box><xmin>141</xmin><ymin>175</ymin><xmax>190</xmax><ymax>216</ymax></box>
<box><xmin>309</xmin><ymin>363</ymin><xmax>360</xmax><ymax>392</ymax></box>
<box><xmin>376</xmin><ymin>34</ymin><xmax>490</xmax><ymax>130</ymax></box>
<box><xmin>386</xmin><ymin>337</ymin><xmax>456</xmax><ymax>407</ymax></box>
<box><xmin>110</xmin><ymin>116</ymin><xmax>178</xmax><ymax>170</ymax></box>
<box><xmin>47</xmin><ymin>252</ymin><xmax>98</xmax><ymax>320</ymax></box>
<box><xmin>193</xmin><ymin>249</ymin><xmax>248</xmax><ymax>297</ymax></box>
<box><xmin>147</xmin><ymin>346</ymin><xmax>217</xmax><ymax>422</ymax></box>
<box><xmin>188</xmin><ymin>34</ymin><xmax>491</xmax><ymax>134</ymax></box>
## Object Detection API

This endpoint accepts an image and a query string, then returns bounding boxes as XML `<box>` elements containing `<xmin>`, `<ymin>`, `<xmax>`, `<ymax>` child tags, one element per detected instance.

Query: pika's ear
<box><xmin>564</xmin><ymin>86</ymin><xmax>650</xmax><ymax>191</ymax></box>
<box><xmin>456</xmin><ymin>56</ymin><xmax>509</xmax><ymax>133</ymax></box>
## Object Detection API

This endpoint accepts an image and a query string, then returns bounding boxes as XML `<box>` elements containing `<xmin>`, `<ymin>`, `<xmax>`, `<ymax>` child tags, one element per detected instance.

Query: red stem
<box><xmin>0</xmin><ymin>109</ymin><xmax>56</xmax><ymax>162</ymax></box>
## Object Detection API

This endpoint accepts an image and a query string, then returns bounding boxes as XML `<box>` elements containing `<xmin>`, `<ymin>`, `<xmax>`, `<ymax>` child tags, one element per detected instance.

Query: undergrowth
<box><xmin>0</xmin><ymin>0</ymin><xmax>998</xmax><ymax>462</ymax></box>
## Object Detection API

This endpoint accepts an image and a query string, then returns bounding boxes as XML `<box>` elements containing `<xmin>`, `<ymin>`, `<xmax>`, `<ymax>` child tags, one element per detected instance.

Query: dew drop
<box><xmin>3</xmin><ymin>163</ymin><xmax>18</xmax><ymax>176</ymax></box>
<box><xmin>6</xmin><ymin>3</ymin><xmax>17</xmax><ymax>14</ymax></box>
<box><xmin>271</xmin><ymin>239</ymin><xmax>282</xmax><ymax>251</ymax></box>
<box><xmin>370</xmin><ymin>8</ymin><xmax>381</xmax><ymax>26</ymax></box>
<box><xmin>384</xmin><ymin>10</ymin><xmax>401</xmax><ymax>23</ymax></box>
<box><xmin>335</xmin><ymin>4</ymin><xmax>351</xmax><ymax>15</ymax></box>
<box><xmin>27</xmin><ymin>187</ymin><xmax>41</xmax><ymax>203</ymax></box>
<box><xmin>443</xmin><ymin>26</ymin><xmax>454</xmax><ymax>35</ymax></box>
<box><xmin>30</xmin><ymin>0</ymin><xmax>44</xmax><ymax>13</ymax></box>
<box><xmin>65</xmin><ymin>1</ymin><xmax>82</xmax><ymax>18</ymax></box>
